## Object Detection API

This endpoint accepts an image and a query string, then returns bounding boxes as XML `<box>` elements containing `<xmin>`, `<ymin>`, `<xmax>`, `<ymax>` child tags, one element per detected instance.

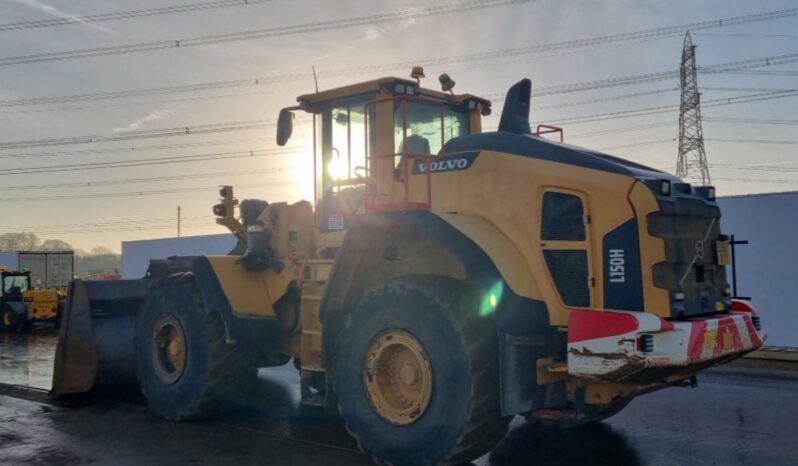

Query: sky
<box><xmin>0</xmin><ymin>0</ymin><xmax>796</xmax><ymax>252</ymax></box>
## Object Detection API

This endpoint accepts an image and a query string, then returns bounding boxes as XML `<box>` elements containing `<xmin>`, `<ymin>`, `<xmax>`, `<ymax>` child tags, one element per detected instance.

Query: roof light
<box><xmin>673</xmin><ymin>292</ymin><xmax>685</xmax><ymax>301</ymax></box>
<box><xmin>410</xmin><ymin>66</ymin><xmax>425</xmax><ymax>84</ymax></box>
<box><xmin>439</xmin><ymin>73</ymin><xmax>456</xmax><ymax>94</ymax></box>
<box><xmin>395</xmin><ymin>83</ymin><xmax>406</xmax><ymax>94</ymax></box>
<box><xmin>707</xmin><ymin>186</ymin><xmax>716</xmax><ymax>200</ymax></box>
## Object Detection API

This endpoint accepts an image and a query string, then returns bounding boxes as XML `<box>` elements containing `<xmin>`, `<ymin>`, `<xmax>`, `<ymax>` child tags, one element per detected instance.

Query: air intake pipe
<box><xmin>498</xmin><ymin>78</ymin><xmax>532</xmax><ymax>134</ymax></box>
<box><xmin>240</xmin><ymin>199</ymin><xmax>272</xmax><ymax>271</ymax></box>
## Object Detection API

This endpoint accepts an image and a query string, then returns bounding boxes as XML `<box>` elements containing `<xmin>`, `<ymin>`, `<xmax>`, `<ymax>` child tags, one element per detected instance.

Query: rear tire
<box><xmin>135</xmin><ymin>276</ymin><xmax>255</xmax><ymax>420</ymax></box>
<box><xmin>333</xmin><ymin>276</ymin><xmax>510</xmax><ymax>466</ymax></box>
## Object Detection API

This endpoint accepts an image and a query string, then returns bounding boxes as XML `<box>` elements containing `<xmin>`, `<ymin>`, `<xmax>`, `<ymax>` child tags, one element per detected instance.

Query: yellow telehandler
<box><xmin>52</xmin><ymin>72</ymin><xmax>765</xmax><ymax>465</ymax></box>
<box><xmin>1</xmin><ymin>270</ymin><xmax>63</xmax><ymax>331</ymax></box>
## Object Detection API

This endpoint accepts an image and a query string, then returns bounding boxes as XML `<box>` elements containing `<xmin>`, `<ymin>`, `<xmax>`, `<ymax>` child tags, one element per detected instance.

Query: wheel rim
<box><xmin>3</xmin><ymin>310</ymin><xmax>12</xmax><ymax>327</ymax></box>
<box><xmin>151</xmin><ymin>314</ymin><xmax>187</xmax><ymax>385</ymax></box>
<box><xmin>363</xmin><ymin>329</ymin><xmax>433</xmax><ymax>426</ymax></box>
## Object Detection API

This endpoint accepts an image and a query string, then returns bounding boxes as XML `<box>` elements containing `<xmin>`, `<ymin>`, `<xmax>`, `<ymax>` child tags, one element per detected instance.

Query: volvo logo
<box><xmin>411</xmin><ymin>151</ymin><xmax>479</xmax><ymax>175</ymax></box>
<box><xmin>695</xmin><ymin>240</ymin><xmax>705</xmax><ymax>260</ymax></box>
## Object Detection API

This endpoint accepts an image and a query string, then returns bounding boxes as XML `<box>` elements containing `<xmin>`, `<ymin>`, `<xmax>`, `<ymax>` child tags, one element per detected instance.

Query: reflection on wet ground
<box><xmin>2</xmin><ymin>331</ymin><xmax>798</xmax><ymax>465</ymax></box>
<box><xmin>489</xmin><ymin>422</ymin><xmax>641</xmax><ymax>466</ymax></box>
<box><xmin>0</xmin><ymin>329</ymin><xmax>58</xmax><ymax>390</ymax></box>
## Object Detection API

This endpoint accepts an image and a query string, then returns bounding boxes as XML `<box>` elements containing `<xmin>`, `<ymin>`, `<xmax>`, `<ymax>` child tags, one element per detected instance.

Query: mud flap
<box><xmin>499</xmin><ymin>331</ymin><xmax>547</xmax><ymax>416</ymax></box>
<box><xmin>51</xmin><ymin>279</ymin><xmax>154</xmax><ymax>396</ymax></box>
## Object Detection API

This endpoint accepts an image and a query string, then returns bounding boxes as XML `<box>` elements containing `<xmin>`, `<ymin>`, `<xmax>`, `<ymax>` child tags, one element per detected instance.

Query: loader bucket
<box><xmin>51</xmin><ymin>278</ymin><xmax>155</xmax><ymax>396</ymax></box>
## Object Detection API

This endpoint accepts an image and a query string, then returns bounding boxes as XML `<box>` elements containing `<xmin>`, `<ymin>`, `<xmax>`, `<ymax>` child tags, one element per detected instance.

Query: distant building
<box><xmin>121</xmin><ymin>234</ymin><xmax>236</xmax><ymax>279</ymax></box>
<box><xmin>718</xmin><ymin>191</ymin><xmax>798</xmax><ymax>347</ymax></box>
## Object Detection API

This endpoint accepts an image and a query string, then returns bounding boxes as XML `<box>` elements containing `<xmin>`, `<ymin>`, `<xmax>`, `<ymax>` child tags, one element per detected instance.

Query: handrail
<box><xmin>535</xmin><ymin>124</ymin><xmax>564</xmax><ymax>142</ymax></box>
<box><xmin>362</xmin><ymin>95</ymin><xmax>446</xmax><ymax>213</ymax></box>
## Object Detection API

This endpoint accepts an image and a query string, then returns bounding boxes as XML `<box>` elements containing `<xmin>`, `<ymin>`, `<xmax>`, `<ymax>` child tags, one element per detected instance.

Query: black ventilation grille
<box><xmin>544</xmin><ymin>249</ymin><xmax>590</xmax><ymax>307</ymax></box>
<box><xmin>542</xmin><ymin>192</ymin><xmax>586</xmax><ymax>241</ymax></box>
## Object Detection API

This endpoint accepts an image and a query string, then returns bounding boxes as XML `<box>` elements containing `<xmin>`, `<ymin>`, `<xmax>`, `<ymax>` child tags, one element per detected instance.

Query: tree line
<box><xmin>0</xmin><ymin>232</ymin><xmax>120</xmax><ymax>276</ymax></box>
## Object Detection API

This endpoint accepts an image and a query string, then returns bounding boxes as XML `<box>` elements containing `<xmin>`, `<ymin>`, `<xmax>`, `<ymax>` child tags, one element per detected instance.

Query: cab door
<box><xmin>539</xmin><ymin>189</ymin><xmax>593</xmax><ymax>308</ymax></box>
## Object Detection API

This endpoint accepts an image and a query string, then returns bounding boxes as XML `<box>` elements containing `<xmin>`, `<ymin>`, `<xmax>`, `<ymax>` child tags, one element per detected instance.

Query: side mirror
<box><xmin>276</xmin><ymin>108</ymin><xmax>295</xmax><ymax>146</ymax></box>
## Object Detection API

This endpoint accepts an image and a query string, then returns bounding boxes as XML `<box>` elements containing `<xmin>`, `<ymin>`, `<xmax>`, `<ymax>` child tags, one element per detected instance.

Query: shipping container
<box><xmin>44</xmin><ymin>253</ymin><xmax>74</xmax><ymax>288</ymax></box>
<box><xmin>0</xmin><ymin>251</ymin><xmax>74</xmax><ymax>288</ymax></box>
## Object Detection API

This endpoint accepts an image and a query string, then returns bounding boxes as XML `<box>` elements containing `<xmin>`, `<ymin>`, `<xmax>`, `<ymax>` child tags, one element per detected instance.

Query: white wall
<box><xmin>0</xmin><ymin>251</ymin><xmax>18</xmax><ymax>271</ymax></box>
<box><xmin>719</xmin><ymin>191</ymin><xmax>798</xmax><ymax>348</ymax></box>
<box><xmin>121</xmin><ymin>234</ymin><xmax>237</xmax><ymax>279</ymax></box>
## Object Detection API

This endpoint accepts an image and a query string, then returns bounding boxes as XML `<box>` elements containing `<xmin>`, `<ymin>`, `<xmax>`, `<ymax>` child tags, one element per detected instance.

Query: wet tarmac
<box><xmin>1</xmin><ymin>330</ymin><xmax>797</xmax><ymax>465</ymax></box>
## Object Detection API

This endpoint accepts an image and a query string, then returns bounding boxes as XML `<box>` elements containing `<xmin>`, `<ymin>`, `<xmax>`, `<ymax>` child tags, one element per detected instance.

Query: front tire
<box><xmin>135</xmin><ymin>276</ymin><xmax>254</xmax><ymax>420</ymax></box>
<box><xmin>1</xmin><ymin>304</ymin><xmax>22</xmax><ymax>332</ymax></box>
<box><xmin>333</xmin><ymin>276</ymin><xmax>509</xmax><ymax>466</ymax></box>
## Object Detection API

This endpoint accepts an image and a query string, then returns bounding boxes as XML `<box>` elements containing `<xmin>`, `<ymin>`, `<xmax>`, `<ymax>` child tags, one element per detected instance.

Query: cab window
<box><xmin>3</xmin><ymin>275</ymin><xmax>29</xmax><ymax>294</ymax></box>
<box><xmin>329</xmin><ymin>96</ymin><xmax>371</xmax><ymax>182</ymax></box>
<box><xmin>394</xmin><ymin>100</ymin><xmax>469</xmax><ymax>156</ymax></box>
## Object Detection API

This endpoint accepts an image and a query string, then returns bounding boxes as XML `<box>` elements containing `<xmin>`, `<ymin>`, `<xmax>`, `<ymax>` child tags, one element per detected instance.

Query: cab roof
<box><xmin>296</xmin><ymin>77</ymin><xmax>491</xmax><ymax>114</ymax></box>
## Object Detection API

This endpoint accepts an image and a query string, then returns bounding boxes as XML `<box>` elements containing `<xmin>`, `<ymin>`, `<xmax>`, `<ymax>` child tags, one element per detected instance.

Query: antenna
<box><xmin>312</xmin><ymin>65</ymin><xmax>319</xmax><ymax>93</ymax></box>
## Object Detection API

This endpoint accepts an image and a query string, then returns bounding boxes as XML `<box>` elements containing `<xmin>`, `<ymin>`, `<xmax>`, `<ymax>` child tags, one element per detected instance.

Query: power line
<box><xmin>5</xmin><ymin>83</ymin><xmax>796</xmax><ymax>158</ymax></box>
<box><xmin>596</xmin><ymin>137</ymin><xmax>798</xmax><ymax>153</ymax></box>
<box><xmin>0</xmin><ymin>118</ymin><xmax>280</xmax><ymax>150</ymax></box>
<box><xmin>0</xmin><ymin>147</ymin><xmax>305</xmax><ymax>176</ymax></box>
<box><xmin>547</xmin><ymin>89</ymin><xmax>798</xmax><ymax>125</ymax></box>
<box><xmin>719</xmin><ymin>70</ymin><xmax>798</xmax><ymax>76</ymax></box>
<box><xmin>707</xmin><ymin>137</ymin><xmax>798</xmax><ymax>145</ymax></box>
<box><xmin>693</xmin><ymin>32</ymin><xmax>798</xmax><ymax>38</ymax></box>
<box><xmin>5</xmin><ymin>16</ymin><xmax>798</xmax><ymax>110</ymax></box>
<box><xmin>0</xmin><ymin>181</ymin><xmax>297</xmax><ymax>203</ymax></box>
<box><xmin>5</xmin><ymin>86</ymin><xmax>795</xmax><ymax>155</ymax></box>
<box><xmin>714</xmin><ymin>177</ymin><xmax>798</xmax><ymax>185</ymax></box>
<box><xmin>0</xmin><ymin>137</ymin><xmax>271</xmax><ymax>159</ymax></box>
<box><xmin>568</xmin><ymin>121</ymin><xmax>675</xmax><ymax>139</ymax></box>
<box><xmin>30</xmin><ymin>222</ymin><xmax>213</xmax><ymax>235</ymax></box>
<box><xmin>531</xmin><ymin>88</ymin><xmax>677</xmax><ymax>110</ymax></box>
<box><xmin>713</xmin><ymin>163</ymin><xmax>798</xmax><ymax>172</ymax></box>
<box><xmin>0</xmin><ymin>0</ymin><xmax>278</xmax><ymax>32</ymax></box>
<box><xmin>1</xmin><ymin>166</ymin><xmax>291</xmax><ymax>191</ymax></box>
<box><xmin>704</xmin><ymin>117</ymin><xmax>798</xmax><ymax>126</ymax></box>
<box><xmin>0</xmin><ymin>0</ymin><xmax>534</xmax><ymax>66</ymax></box>
<box><xmin>474</xmin><ymin>53</ymin><xmax>798</xmax><ymax>101</ymax></box>
<box><xmin>0</xmin><ymin>88</ymin><xmax>302</xmax><ymax>115</ymax></box>
<box><xmin>596</xmin><ymin>138</ymin><xmax>675</xmax><ymax>151</ymax></box>
<box><xmin>0</xmin><ymin>216</ymin><xmax>214</xmax><ymax>234</ymax></box>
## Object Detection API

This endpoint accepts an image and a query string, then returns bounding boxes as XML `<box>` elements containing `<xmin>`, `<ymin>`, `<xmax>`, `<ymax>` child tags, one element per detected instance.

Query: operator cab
<box><xmin>2</xmin><ymin>271</ymin><xmax>31</xmax><ymax>300</ymax></box>
<box><xmin>277</xmin><ymin>71</ymin><xmax>491</xmax><ymax>231</ymax></box>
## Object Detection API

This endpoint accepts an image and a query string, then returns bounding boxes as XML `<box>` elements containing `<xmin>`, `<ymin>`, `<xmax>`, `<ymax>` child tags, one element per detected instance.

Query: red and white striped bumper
<box><xmin>567</xmin><ymin>301</ymin><xmax>766</xmax><ymax>382</ymax></box>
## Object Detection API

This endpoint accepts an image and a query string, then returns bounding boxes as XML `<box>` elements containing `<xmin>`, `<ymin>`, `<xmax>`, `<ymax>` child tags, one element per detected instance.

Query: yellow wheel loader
<box><xmin>52</xmin><ymin>72</ymin><xmax>765</xmax><ymax>465</ymax></box>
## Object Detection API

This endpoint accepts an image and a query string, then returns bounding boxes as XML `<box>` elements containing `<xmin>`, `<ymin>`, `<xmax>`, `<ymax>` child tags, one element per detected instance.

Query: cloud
<box><xmin>112</xmin><ymin>109</ymin><xmax>173</xmax><ymax>133</ymax></box>
<box><xmin>312</xmin><ymin>16</ymin><xmax>418</xmax><ymax>63</ymax></box>
<box><xmin>12</xmin><ymin>0</ymin><xmax>124</xmax><ymax>37</ymax></box>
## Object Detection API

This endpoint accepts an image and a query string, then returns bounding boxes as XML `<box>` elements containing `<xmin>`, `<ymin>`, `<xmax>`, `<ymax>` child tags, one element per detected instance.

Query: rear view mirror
<box><xmin>276</xmin><ymin>108</ymin><xmax>295</xmax><ymax>146</ymax></box>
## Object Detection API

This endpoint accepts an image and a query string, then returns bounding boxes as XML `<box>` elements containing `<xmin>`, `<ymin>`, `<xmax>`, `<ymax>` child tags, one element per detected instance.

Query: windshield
<box><xmin>394</xmin><ymin>100</ymin><xmax>469</xmax><ymax>156</ymax></box>
<box><xmin>3</xmin><ymin>275</ymin><xmax>29</xmax><ymax>294</ymax></box>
